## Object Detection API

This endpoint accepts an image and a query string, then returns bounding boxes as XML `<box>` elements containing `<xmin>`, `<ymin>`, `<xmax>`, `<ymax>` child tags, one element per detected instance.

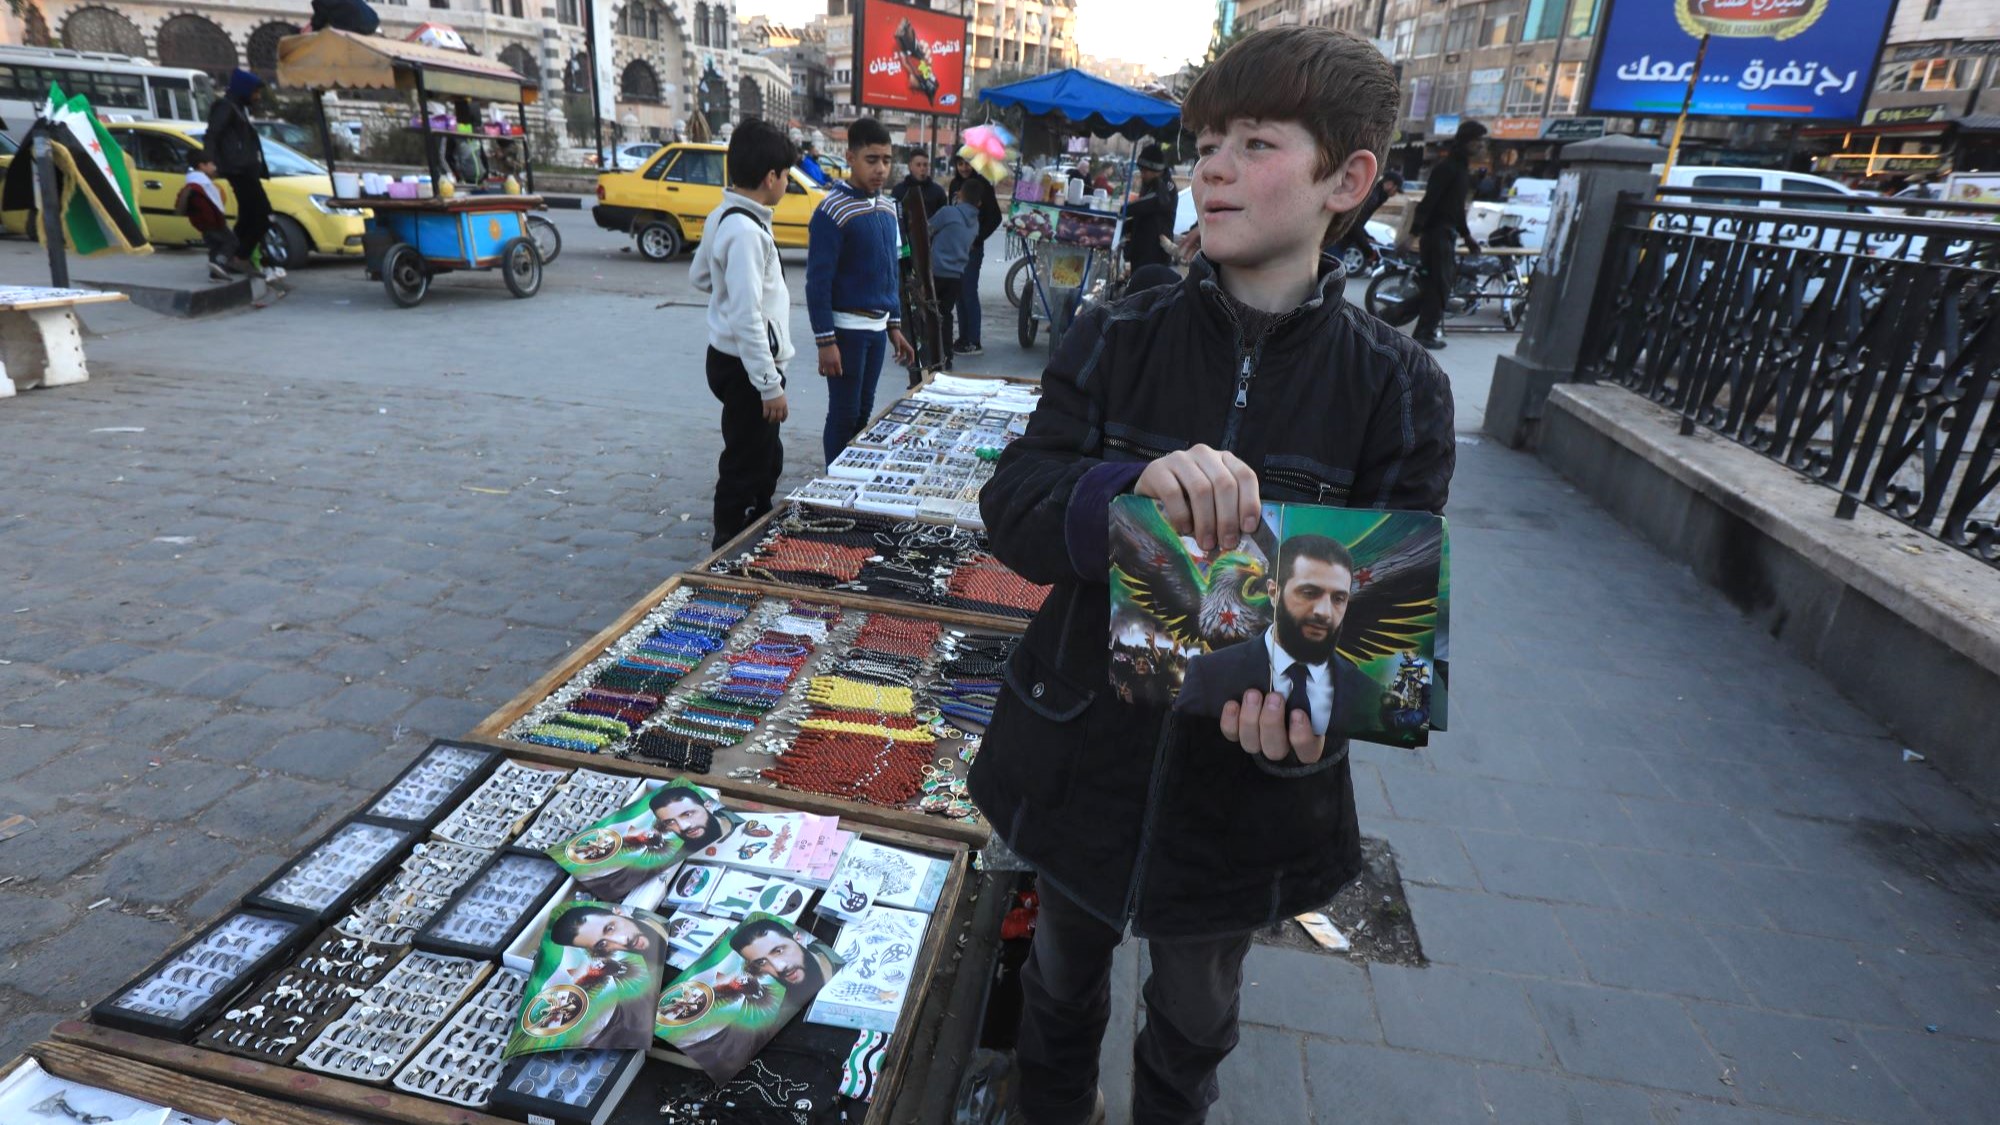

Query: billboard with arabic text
<box><xmin>1585</xmin><ymin>0</ymin><xmax>1896</xmax><ymax>123</ymax></box>
<box><xmin>853</xmin><ymin>0</ymin><xmax>968</xmax><ymax>117</ymax></box>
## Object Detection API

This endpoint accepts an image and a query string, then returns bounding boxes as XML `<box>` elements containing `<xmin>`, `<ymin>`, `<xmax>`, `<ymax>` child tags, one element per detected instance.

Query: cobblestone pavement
<box><xmin>1</xmin><ymin>231</ymin><xmax>1994</xmax><ymax>1122</ymax></box>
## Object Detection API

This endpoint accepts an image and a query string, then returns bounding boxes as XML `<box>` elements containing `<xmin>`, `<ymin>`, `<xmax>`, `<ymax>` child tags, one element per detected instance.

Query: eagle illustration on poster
<box><xmin>1107</xmin><ymin>498</ymin><xmax>1449</xmax><ymax>745</ymax></box>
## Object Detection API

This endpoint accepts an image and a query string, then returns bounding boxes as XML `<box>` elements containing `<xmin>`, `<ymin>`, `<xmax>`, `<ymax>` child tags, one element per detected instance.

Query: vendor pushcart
<box><xmin>975</xmin><ymin>69</ymin><xmax>1180</xmax><ymax>350</ymax></box>
<box><xmin>276</xmin><ymin>29</ymin><xmax>557</xmax><ymax>307</ymax></box>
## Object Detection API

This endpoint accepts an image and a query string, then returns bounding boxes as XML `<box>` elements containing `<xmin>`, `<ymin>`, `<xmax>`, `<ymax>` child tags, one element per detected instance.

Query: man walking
<box><xmin>1411</xmin><ymin>119</ymin><xmax>1484</xmax><ymax>350</ymax></box>
<box><xmin>1121</xmin><ymin>143</ymin><xmax>1177</xmax><ymax>272</ymax></box>
<box><xmin>205</xmin><ymin>68</ymin><xmax>276</xmax><ymax>278</ymax></box>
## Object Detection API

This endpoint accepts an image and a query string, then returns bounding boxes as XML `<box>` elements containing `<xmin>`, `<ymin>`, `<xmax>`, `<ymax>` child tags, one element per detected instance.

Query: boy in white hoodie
<box><xmin>691</xmin><ymin>119</ymin><xmax>800</xmax><ymax>549</ymax></box>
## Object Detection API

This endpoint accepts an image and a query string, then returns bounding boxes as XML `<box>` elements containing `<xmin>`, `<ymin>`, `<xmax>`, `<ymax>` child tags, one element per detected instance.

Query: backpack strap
<box><xmin>719</xmin><ymin>206</ymin><xmax>770</xmax><ymax>233</ymax></box>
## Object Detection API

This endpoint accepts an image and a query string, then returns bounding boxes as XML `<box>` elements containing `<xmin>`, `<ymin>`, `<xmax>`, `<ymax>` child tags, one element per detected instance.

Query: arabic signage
<box><xmin>1823</xmin><ymin>153</ymin><xmax>1944</xmax><ymax>173</ymax></box>
<box><xmin>1586</xmin><ymin>0</ymin><xmax>1898</xmax><ymax>122</ymax></box>
<box><xmin>853</xmin><ymin>0</ymin><xmax>968</xmax><ymax>116</ymax></box>
<box><xmin>1542</xmin><ymin>117</ymin><xmax>1608</xmax><ymax>140</ymax></box>
<box><xmin>1862</xmin><ymin>105</ymin><xmax>1947</xmax><ymax>126</ymax></box>
<box><xmin>1489</xmin><ymin>117</ymin><xmax>1543</xmax><ymax>140</ymax></box>
<box><xmin>1886</xmin><ymin>40</ymin><xmax>2000</xmax><ymax>63</ymax></box>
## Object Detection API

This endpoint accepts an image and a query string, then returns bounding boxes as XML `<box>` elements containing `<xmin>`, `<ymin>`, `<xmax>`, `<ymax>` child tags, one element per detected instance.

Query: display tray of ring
<box><xmin>43</xmin><ymin>745</ymin><xmax>979</xmax><ymax>1125</ymax></box>
<box><xmin>472</xmin><ymin>574</ymin><xmax>1019</xmax><ymax>845</ymax></box>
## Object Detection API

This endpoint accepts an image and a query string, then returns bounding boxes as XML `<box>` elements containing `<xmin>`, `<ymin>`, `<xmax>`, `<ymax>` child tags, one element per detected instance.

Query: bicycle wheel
<box><xmin>1004</xmin><ymin>255</ymin><xmax>1030</xmax><ymax>309</ymax></box>
<box><xmin>526</xmin><ymin>214</ymin><xmax>562</xmax><ymax>265</ymax></box>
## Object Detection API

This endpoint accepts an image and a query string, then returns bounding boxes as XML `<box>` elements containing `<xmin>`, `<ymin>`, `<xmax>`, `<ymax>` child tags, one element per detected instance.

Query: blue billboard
<box><xmin>1586</xmin><ymin>0</ymin><xmax>1897</xmax><ymax>123</ymax></box>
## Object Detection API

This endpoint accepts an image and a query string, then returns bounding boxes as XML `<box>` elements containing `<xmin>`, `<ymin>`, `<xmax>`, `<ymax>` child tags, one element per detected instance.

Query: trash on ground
<box><xmin>1902</xmin><ymin>749</ymin><xmax>1925</xmax><ymax>762</ymax></box>
<box><xmin>1295</xmin><ymin>911</ymin><xmax>1350</xmax><ymax>951</ymax></box>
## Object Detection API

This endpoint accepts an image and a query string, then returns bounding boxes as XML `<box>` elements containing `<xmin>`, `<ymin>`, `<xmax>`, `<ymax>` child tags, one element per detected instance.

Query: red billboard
<box><xmin>853</xmin><ymin>0</ymin><xmax>968</xmax><ymax>117</ymax></box>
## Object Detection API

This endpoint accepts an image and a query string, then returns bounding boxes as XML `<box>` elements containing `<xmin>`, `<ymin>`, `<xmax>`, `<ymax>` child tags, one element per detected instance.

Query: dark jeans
<box><xmin>822</xmin><ymin>327</ymin><xmax>885</xmax><ymax>466</ymax></box>
<box><xmin>1015</xmin><ymin>879</ymin><xmax>1254</xmax><ymax>1125</ymax></box>
<box><xmin>706</xmin><ymin>347</ymin><xmax>783</xmax><ymax>550</ymax></box>
<box><xmin>227</xmin><ymin>173</ymin><xmax>272</xmax><ymax>262</ymax></box>
<box><xmin>933</xmin><ymin>275</ymin><xmax>963</xmax><ymax>360</ymax></box>
<box><xmin>1414</xmin><ymin>228</ymin><xmax>1457</xmax><ymax>338</ymax></box>
<box><xmin>956</xmin><ymin>240</ymin><xmax>984</xmax><ymax>347</ymax></box>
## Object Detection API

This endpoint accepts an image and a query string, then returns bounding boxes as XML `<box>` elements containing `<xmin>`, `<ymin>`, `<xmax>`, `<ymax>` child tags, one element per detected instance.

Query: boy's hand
<box><xmin>1220</xmin><ymin>688</ymin><xmax>1325</xmax><ymax>765</ymax></box>
<box><xmin>818</xmin><ymin>344</ymin><xmax>843</xmax><ymax>377</ymax></box>
<box><xmin>1135</xmin><ymin>445</ymin><xmax>1260</xmax><ymax>554</ymax></box>
<box><xmin>762</xmin><ymin>394</ymin><xmax>789</xmax><ymax>423</ymax></box>
<box><xmin>889</xmin><ymin>328</ymin><xmax>915</xmax><ymax>365</ymax></box>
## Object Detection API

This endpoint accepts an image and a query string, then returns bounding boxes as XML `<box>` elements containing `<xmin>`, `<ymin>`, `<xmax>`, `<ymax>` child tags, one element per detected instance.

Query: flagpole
<box><xmin>1662</xmin><ymin>34</ymin><xmax>1710</xmax><ymax>183</ymax></box>
<box><xmin>32</xmin><ymin>135</ymin><xmax>69</xmax><ymax>288</ymax></box>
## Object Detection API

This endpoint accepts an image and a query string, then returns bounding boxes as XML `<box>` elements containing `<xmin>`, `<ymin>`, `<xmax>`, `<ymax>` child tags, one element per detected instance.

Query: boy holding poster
<box><xmin>966</xmin><ymin>26</ymin><xmax>1455</xmax><ymax>1125</ymax></box>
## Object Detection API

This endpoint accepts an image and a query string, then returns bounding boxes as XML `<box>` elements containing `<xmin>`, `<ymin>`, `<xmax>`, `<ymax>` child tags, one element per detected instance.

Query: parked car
<box><xmin>593</xmin><ymin>141</ymin><xmax>826</xmax><ymax>260</ymax></box>
<box><xmin>594</xmin><ymin>142</ymin><xmax>663</xmax><ymax>172</ymax></box>
<box><xmin>104</xmin><ymin>122</ymin><xmax>366</xmax><ymax>267</ymax></box>
<box><xmin>254</xmin><ymin>118</ymin><xmax>325</xmax><ymax>155</ymax></box>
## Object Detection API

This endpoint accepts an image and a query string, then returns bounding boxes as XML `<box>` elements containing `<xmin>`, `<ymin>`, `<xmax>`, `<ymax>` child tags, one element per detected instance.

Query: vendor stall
<box><xmin>276</xmin><ymin>29</ymin><xmax>559</xmax><ymax>307</ymax></box>
<box><xmin>975</xmin><ymin>69</ymin><xmax>1180</xmax><ymax>350</ymax></box>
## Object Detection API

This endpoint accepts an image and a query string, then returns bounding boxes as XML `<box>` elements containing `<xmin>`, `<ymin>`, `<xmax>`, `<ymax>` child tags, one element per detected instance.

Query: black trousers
<box><xmin>933</xmin><ymin>275</ymin><xmax>963</xmax><ymax>361</ymax></box>
<box><xmin>706</xmin><ymin>347</ymin><xmax>783</xmax><ymax>550</ymax></box>
<box><xmin>1414</xmin><ymin>228</ymin><xmax>1457</xmax><ymax>338</ymax></box>
<box><xmin>227</xmin><ymin>173</ymin><xmax>272</xmax><ymax>261</ymax></box>
<box><xmin>1015</xmin><ymin>879</ymin><xmax>1254</xmax><ymax>1125</ymax></box>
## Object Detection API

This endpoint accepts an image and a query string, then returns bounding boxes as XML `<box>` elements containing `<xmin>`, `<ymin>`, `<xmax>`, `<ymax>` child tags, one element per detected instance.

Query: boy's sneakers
<box><xmin>1416</xmin><ymin>332</ymin><xmax>1447</xmax><ymax>350</ymax></box>
<box><xmin>954</xmin><ymin>341</ymin><xmax>984</xmax><ymax>356</ymax></box>
<box><xmin>208</xmin><ymin>261</ymin><xmax>231</xmax><ymax>282</ymax></box>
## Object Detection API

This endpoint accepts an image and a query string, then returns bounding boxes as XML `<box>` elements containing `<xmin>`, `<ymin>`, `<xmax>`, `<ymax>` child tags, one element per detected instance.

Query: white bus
<box><xmin>0</xmin><ymin>45</ymin><xmax>213</xmax><ymax>143</ymax></box>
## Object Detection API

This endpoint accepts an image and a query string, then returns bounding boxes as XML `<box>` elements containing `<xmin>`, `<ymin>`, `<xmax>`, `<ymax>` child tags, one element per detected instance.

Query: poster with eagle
<box><xmin>1108</xmin><ymin>497</ymin><xmax>1448</xmax><ymax>748</ymax></box>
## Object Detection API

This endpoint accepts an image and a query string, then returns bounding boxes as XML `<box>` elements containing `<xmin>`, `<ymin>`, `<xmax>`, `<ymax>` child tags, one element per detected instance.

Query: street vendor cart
<box><xmin>276</xmin><ymin>29</ymin><xmax>557</xmax><ymax>307</ymax></box>
<box><xmin>976</xmin><ymin>69</ymin><xmax>1180</xmax><ymax>350</ymax></box>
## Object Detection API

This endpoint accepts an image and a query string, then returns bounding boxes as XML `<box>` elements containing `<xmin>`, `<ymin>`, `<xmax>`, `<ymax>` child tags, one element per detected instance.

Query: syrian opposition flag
<box><xmin>18</xmin><ymin>83</ymin><xmax>150</xmax><ymax>255</ymax></box>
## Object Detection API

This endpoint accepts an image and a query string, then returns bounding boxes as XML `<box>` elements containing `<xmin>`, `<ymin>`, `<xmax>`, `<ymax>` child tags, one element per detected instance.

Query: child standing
<box><xmin>805</xmin><ymin>116</ymin><xmax>914</xmax><ymax>466</ymax></box>
<box><xmin>175</xmin><ymin>151</ymin><xmax>236</xmax><ymax>282</ymax></box>
<box><xmin>926</xmin><ymin>178</ymin><xmax>983</xmax><ymax>368</ymax></box>
<box><xmin>968</xmin><ymin>28</ymin><xmax>1453</xmax><ymax>1124</ymax></box>
<box><xmin>690</xmin><ymin>119</ymin><xmax>800</xmax><ymax>550</ymax></box>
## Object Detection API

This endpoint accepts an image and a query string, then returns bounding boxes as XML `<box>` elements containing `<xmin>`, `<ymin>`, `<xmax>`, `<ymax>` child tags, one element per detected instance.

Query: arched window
<box><xmin>246</xmin><ymin>21</ymin><xmax>298</xmax><ymax>84</ymax></box>
<box><xmin>155</xmin><ymin>14</ymin><xmax>238</xmax><ymax>82</ymax></box>
<box><xmin>621</xmin><ymin>59</ymin><xmax>661</xmax><ymax>102</ymax></box>
<box><xmin>499</xmin><ymin>43</ymin><xmax>537</xmax><ymax>81</ymax></box>
<box><xmin>737</xmin><ymin>75</ymin><xmax>762</xmax><ymax>123</ymax></box>
<box><xmin>697</xmin><ymin>61</ymin><xmax>730</xmax><ymax>124</ymax></box>
<box><xmin>565</xmin><ymin>53</ymin><xmax>592</xmax><ymax>94</ymax></box>
<box><xmin>693</xmin><ymin>2</ymin><xmax>710</xmax><ymax>46</ymax></box>
<box><xmin>60</xmin><ymin>6</ymin><xmax>145</xmax><ymax>57</ymax></box>
<box><xmin>711</xmin><ymin>6</ymin><xmax>729</xmax><ymax>49</ymax></box>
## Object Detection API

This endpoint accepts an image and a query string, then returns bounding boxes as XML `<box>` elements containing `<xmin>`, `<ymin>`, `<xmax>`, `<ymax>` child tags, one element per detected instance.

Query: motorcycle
<box><xmin>1363</xmin><ymin>223</ymin><xmax>1532</xmax><ymax>331</ymax></box>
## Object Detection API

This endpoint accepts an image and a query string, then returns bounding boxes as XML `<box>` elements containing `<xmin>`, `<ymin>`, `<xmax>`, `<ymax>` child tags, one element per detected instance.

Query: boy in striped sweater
<box><xmin>804</xmin><ymin>116</ymin><xmax>915</xmax><ymax>466</ymax></box>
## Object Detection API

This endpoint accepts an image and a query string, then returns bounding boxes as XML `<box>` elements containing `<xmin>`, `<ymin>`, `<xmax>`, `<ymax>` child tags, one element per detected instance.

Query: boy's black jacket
<box><xmin>968</xmin><ymin>254</ymin><xmax>1454</xmax><ymax>938</ymax></box>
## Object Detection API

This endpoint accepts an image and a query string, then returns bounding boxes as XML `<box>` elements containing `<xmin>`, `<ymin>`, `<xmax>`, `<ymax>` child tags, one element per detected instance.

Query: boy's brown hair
<box><xmin>1181</xmin><ymin>26</ymin><xmax>1399</xmax><ymax>245</ymax></box>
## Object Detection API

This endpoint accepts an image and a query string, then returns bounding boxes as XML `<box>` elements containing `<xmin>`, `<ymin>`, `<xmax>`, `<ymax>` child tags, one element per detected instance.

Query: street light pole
<box><xmin>583</xmin><ymin>0</ymin><xmax>607</xmax><ymax>163</ymax></box>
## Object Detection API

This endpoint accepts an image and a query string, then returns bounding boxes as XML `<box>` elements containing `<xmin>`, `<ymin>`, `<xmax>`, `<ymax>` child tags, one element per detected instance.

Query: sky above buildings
<box><xmin>749</xmin><ymin>0</ymin><xmax>1215</xmax><ymax>77</ymax></box>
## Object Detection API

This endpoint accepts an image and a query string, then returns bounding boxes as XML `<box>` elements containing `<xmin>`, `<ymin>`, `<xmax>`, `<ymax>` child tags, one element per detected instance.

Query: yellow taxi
<box><xmin>592</xmin><ymin>142</ymin><xmax>825</xmax><ymax>260</ymax></box>
<box><xmin>104</xmin><ymin>121</ymin><xmax>367</xmax><ymax>267</ymax></box>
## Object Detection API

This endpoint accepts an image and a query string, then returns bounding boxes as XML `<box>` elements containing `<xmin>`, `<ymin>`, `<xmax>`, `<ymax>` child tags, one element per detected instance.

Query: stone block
<box><xmin>0</xmin><ymin>909</ymin><xmax>178</xmax><ymax>1003</ymax></box>
<box><xmin>1302</xmin><ymin>1039</ymin><xmax>1485</xmax><ymax>1125</ymax></box>
<box><xmin>237</xmin><ymin>669</ymin><xmax>344</xmax><ymax>710</ymax></box>
<box><xmin>1617</xmin><ymin>799</ymin><xmax>1790</xmax><ymax>865</ymax></box>
<box><xmin>1472</xmin><ymin>1066</ymin><xmax>1656</xmax><ymax>1123</ymax></box>
<box><xmin>177</xmin><ymin>713</ymin><xmax>292</xmax><ymax>763</ymax></box>
<box><xmin>398</xmin><ymin>696</ymin><xmax>494</xmax><ymax>740</ymax></box>
<box><xmin>1690</xmin><ymin>1004</ymin><xmax>1925</xmax><ymax>1121</ymax></box>
<box><xmin>1237</xmin><ymin>944</ymin><xmax>1378</xmax><ymax>1040</ymax></box>
<box><xmin>1403</xmin><ymin>886</ymin><xmax>1584</xmax><ymax>978</ymax></box>
<box><xmin>47</xmin><ymin>641</ymin><xmax>154</xmax><ymax>675</ymax></box>
<box><xmin>1374</xmin><ymin>820</ymin><xmax>1479</xmax><ymax>890</ymax></box>
<box><xmin>1592</xmin><ymin>849</ymin><xmax>1774</xmax><ymax>926</ymax></box>
<box><xmin>198</xmin><ymin>776</ymin><xmax>348</xmax><ymax>844</ymax></box>
<box><xmin>1460</xmin><ymin>829</ymin><xmax>1622</xmax><ymax>908</ymax></box>
<box><xmin>0</xmin><ymin>813</ymin><xmax>132</xmax><ymax>882</ymax></box>
<box><xmin>1491</xmin><ymin>781</ymin><xmax>1648</xmax><ymax>848</ymax></box>
<box><xmin>91</xmin><ymin>828</ymin><xmax>222</xmax><ymax>906</ymax></box>
<box><xmin>180</xmin><ymin>660</ymin><xmax>277</xmax><ymax>700</ymax></box>
<box><xmin>101</xmin><ymin>759</ymin><xmax>245</xmax><ymax>823</ymax></box>
<box><xmin>1525</xmin><ymin>980</ymin><xmax>1720</xmax><ymax>1094</ymax></box>
<box><xmin>1701</xmin><ymin>925</ymin><xmax>1913</xmax><ymax>1025</ymax></box>
<box><xmin>1210</xmin><ymin>1026</ymin><xmax>1309</xmax><ymax>1125</ymax></box>
<box><xmin>1370</xmin><ymin>962</ymin><xmax>1553</xmax><ymax>1066</ymax></box>
<box><xmin>1557</xmin><ymin>907</ymin><xmax>1748</xmax><ymax>1003</ymax></box>
<box><xmin>1378</xmin><ymin>766</ymin><xmax>1520</xmax><ymax>833</ymax></box>
<box><xmin>1858</xmin><ymin>1026</ymin><xmax>2000</xmax><ymax>1122</ymax></box>
<box><xmin>256</xmin><ymin>727</ymin><xmax>382</xmax><ymax>780</ymax></box>
<box><xmin>315</xmin><ymin>682</ymin><xmax>418</xmax><ymax>726</ymax></box>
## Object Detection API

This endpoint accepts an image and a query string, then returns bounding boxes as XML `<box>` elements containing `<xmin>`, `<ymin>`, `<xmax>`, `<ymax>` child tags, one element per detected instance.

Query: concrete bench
<box><xmin>0</xmin><ymin>285</ymin><xmax>127</xmax><ymax>398</ymax></box>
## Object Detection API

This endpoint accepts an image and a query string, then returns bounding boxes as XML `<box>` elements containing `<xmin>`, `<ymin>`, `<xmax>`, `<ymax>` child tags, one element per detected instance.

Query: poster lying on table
<box><xmin>550</xmin><ymin>781</ymin><xmax>742</xmax><ymax>901</ymax></box>
<box><xmin>506</xmin><ymin>901</ymin><xmax>673</xmax><ymax>1057</ymax></box>
<box><xmin>1108</xmin><ymin>497</ymin><xmax>1448</xmax><ymax>748</ymax></box>
<box><xmin>655</xmin><ymin>913</ymin><xmax>846</xmax><ymax>1083</ymax></box>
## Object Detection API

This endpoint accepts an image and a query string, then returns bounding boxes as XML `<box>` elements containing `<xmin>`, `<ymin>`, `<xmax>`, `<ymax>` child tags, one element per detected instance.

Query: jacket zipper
<box><xmin>1219</xmin><ymin>337</ymin><xmax>1263</xmax><ymax>451</ymax></box>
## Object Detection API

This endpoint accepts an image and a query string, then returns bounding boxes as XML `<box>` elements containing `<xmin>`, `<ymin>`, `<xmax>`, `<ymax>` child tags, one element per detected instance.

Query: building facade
<box><xmin>1813</xmin><ymin>0</ymin><xmax>2000</xmax><ymax>179</ymax></box>
<box><xmin>19</xmin><ymin>0</ymin><xmax>761</xmax><ymax>149</ymax></box>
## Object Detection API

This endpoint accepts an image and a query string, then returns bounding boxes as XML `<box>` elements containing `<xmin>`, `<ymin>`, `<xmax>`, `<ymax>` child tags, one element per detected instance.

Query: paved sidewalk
<box><xmin>0</xmin><ymin>278</ymin><xmax>1992</xmax><ymax>1122</ymax></box>
<box><xmin>1085</xmin><ymin>349</ymin><xmax>1999</xmax><ymax>1122</ymax></box>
